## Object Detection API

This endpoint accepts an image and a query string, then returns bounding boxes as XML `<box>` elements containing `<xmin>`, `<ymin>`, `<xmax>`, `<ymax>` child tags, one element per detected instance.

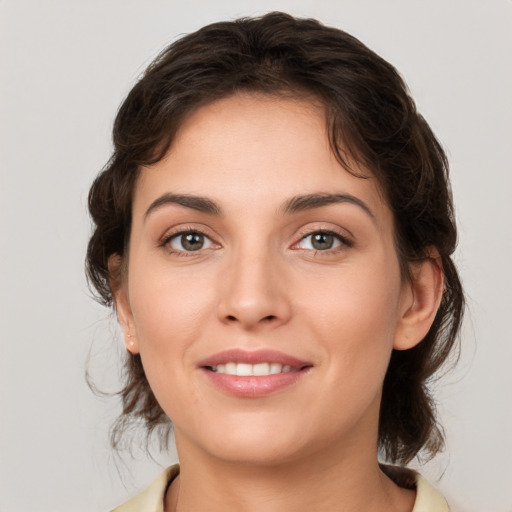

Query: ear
<box><xmin>394</xmin><ymin>251</ymin><xmax>444</xmax><ymax>351</ymax></box>
<box><xmin>108</xmin><ymin>254</ymin><xmax>139</xmax><ymax>354</ymax></box>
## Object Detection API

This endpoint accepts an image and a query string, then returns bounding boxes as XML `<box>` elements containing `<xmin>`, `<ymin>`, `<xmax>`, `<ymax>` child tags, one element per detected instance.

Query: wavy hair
<box><xmin>87</xmin><ymin>12</ymin><xmax>464</xmax><ymax>465</ymax></box>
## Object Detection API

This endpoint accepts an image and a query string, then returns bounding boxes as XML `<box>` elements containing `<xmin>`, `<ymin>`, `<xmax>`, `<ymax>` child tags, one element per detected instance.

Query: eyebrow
<box><xmin>281</xmin><ymin>193</ymin><xmax>375</xmax><ymax>221</ymax></box>
<box><xmin>144</xmin><ymin>193</ymin><xmax>222</xmax><ymax>219</ymax></box>
<box><xmin>144</xmin><ymin>191</ymin><xmax>375</xmax><ymax>222</ymax></box>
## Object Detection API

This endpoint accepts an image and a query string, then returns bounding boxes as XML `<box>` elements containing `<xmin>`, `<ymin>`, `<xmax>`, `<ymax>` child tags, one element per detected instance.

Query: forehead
<box><xmin>134</xmin><ymin>94</ymin><xmax>390</xmax><ymax>225</ymax></box>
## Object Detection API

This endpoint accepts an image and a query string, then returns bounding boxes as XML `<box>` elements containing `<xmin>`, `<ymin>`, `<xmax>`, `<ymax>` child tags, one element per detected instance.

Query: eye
<box><xmin>296</xmin><ymin>231</ymin><xmax>349</xmax><ymax>251</ymax></box>
<box><xmin>166</xmin><ymin>231</ymin><xmax>215</xmax><ymax>252</ymax></box>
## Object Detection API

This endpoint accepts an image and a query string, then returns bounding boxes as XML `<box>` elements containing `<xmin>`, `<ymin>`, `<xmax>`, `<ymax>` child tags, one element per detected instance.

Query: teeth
<box><xmin>211</xmin><ymin>362</ymin><xmax>296</xmax><ymax>376</ymax></box>
<box><xmin>253</xmin><ymin>362</ymin><xmax>270</xmax><ymax>376</ymax></box>
<box><xmin>269</xmin><ymin>363</ymin><xmax>282</xmax><ymax>374</ymax></box>
<box><xmin>237</xmin><ymin>363</ymin><xmax>252</xmax><ymax>376</ymax></box>
<box><xmin>225</xmin><ymin>362</ymin><xmax>236</xmax><ymax>375</ymax></box>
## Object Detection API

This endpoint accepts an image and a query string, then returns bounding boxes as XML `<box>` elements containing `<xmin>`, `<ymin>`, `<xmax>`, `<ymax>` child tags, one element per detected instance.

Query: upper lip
<box><xmin>198</xmin><ymin>349</ymin><xmax>312</xmax><ymax>369</ymax></box>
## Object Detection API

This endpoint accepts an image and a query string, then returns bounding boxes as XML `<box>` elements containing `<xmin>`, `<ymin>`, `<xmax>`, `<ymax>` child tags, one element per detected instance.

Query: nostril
<box><xmin>225</xmin><ymin>314</ymin><xmax>276</xmax><ymax>323</ymax></box>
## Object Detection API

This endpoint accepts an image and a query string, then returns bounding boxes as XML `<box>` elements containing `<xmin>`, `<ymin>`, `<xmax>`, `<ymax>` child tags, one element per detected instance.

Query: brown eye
<box><xmin>311</xmin><ymin>233</ymin><xmax>335</xmax><ymax>250</ymax></box>
<box><xmin>296</xmin><ymin>231</ymin><xmax>347</xmax><ymax>251</ymax></box>
<box><xmin>168</xmin><ymin>231</ymin><xmax>211</xmax><ymax>252</ymax></box>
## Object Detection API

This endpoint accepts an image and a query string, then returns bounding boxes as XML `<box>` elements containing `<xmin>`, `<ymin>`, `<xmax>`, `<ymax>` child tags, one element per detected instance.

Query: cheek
<box><xmin>300</xmin><ymin>254</ymin><xmax>403</xmax><ymax>377</ymax></box>
<box><xmin>128</xmin><ymin>260</ymin><xmax>216</xmax><ymax>362</ymax></box>
<box><xmin>126</xmin><ymin>265</ymin><xmax>214</xmax><ymax>421</ymax></box>
<box><xmin>306</xmin><ymin>255</ymin><xmax>401</xmax><ymax>327</ymax></box>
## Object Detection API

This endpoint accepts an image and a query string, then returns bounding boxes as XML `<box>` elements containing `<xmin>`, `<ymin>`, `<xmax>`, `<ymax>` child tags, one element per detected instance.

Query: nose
<box><xmin>216</xmin><ymin>246</ymin><xmax>292</xmax><ymax>330</ymax></box>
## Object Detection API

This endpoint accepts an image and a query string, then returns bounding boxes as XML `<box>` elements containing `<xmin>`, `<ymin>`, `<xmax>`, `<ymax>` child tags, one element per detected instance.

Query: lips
<box><xmin>199</xmin><ymin>348</ymin><xmax>310</xmax><ymax>368</ymax></box>
<box><xmin>198</xmin><ymin>349</ymin><xmax>312</xmax><ymax>398</ymax></box>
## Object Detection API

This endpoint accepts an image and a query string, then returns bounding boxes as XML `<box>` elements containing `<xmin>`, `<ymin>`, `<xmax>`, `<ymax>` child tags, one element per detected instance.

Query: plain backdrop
<box><xmin>1</xmin><ymin>1</ymin><xmax>511</xmax><ymax>511</ymax></box>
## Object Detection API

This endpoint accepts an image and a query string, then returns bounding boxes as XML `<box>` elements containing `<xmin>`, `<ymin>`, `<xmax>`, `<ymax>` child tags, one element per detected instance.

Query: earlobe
<box><xmin>394</xmin><ymin>254</ymin><xmax>444</xmax><ymax>351</ymax></box>
<box><xmin>125</xmin><ymin>332</ymin><xmax>137</xmax><ymax>352</ymax></box>
<box><xmin>108</xmin><ymin>254</ymin><xmax>139</xmax><ymax>354</ymax></box>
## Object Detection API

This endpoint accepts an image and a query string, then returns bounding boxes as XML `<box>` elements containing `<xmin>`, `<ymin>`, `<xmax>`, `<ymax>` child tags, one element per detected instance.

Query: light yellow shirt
<box><xmin>112</xmin><ymin>465</ymin><xmax>450</xmax><ymax>512</ymax></box>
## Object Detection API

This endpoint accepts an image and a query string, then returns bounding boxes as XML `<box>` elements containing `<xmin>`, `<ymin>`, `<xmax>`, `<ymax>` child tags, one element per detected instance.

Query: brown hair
<box><xmin>87</xmin><ymin>12</ymin><xmax>464</xmax><ymax>465</ymax></box>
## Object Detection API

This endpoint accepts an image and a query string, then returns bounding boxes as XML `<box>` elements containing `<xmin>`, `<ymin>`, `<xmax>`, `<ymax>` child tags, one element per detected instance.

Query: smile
<box><xmin>209</xmin><ymin>362</ymin><xmax>297</xmax><ymax>376</ymax></box>
<box><xmin>199</xmin><ymin>349</ymin><xmax>312</xmax><ymax>398</ymax></box>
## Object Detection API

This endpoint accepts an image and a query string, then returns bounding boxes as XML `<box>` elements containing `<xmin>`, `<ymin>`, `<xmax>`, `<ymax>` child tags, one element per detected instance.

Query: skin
<box><xmin>113</xmin><ymin>94</ymin><xmax>443</xmax><ymax>512</ymax></box>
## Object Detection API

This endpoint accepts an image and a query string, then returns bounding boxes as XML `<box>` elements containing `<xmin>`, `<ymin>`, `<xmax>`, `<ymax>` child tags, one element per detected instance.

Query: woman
<box><xmin>87</xmin><ymin>12</ymin><xmax>463</xmax><ymax>512</ymax></box>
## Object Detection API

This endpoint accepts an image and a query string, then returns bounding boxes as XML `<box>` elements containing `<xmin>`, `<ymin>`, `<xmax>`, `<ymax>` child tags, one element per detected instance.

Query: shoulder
<box><xmin>381</xmin><ymin>464</ymin><xmax>450</xmax><ymax>512</ymax></box>
<box><xmin>111</xmin><ymin>465</ymin><xmax>179</xmax><ymax>512</ymax></box>
<box><xmin>412</xmin><ymin>472</ymin><xmax>450</xmax><ymax>512</ymax></box>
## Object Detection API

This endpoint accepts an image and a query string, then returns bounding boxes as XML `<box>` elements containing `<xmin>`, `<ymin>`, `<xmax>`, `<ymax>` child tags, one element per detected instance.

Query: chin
<box><xmin>192</xmin><ymin>417</ymin><xmax>311</xmax><ymax>467</ymax></box>
<box><xmin>209</xmin><ymin>440</ymin><xmax>301</xmax><ymax>467</ymax></box>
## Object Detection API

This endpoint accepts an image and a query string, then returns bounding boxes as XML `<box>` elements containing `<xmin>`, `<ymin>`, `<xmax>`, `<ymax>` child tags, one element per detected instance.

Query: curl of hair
<box><xmin>86</xmin><ymin>12</ymin><xmax>464</xmax><ymax>464</ymax></box>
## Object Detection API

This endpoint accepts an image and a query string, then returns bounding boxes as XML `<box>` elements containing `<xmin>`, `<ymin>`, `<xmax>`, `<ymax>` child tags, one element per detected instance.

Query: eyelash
<box><xmin>160</xmin><ymin>227</ymin><xmax>216</xmax><ymax>257</ymax></box>
<box><xmin>160</xmin><ymin>228</ymin><xmax>353</xmax><ymax>256</ymax></box>
<box><xmin>294</xmin><ymin>229</ymin><xmax>353</xmax><ymax>254</ymax></box>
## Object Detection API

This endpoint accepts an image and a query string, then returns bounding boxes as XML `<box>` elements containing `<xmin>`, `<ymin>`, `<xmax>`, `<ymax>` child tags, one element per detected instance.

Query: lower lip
<box><xmin>201</xmin><ymin>368</ymin><xmax>310</xmax><ymax>398</ymax></box>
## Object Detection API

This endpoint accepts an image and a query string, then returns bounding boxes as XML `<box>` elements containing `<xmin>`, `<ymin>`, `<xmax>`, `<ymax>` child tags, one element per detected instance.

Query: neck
<box><xmin>165</xmin><ymin>438</ymin><xmax>415</xmax><ymax>512</ymax></box>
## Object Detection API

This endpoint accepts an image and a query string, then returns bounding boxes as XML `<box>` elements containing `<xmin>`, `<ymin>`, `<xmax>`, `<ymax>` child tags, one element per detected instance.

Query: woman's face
<box><xmin>117</xmin><ymin>94</ymin><xmax>413</xmax><ymax>466</ymax></box>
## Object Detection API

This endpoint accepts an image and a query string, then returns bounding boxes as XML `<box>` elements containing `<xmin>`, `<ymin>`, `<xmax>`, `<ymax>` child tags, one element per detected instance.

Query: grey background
<box><xmin>1</xmin><ymin>1</ymin><xmax>511</xmax><ymax>511</ymax></box>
